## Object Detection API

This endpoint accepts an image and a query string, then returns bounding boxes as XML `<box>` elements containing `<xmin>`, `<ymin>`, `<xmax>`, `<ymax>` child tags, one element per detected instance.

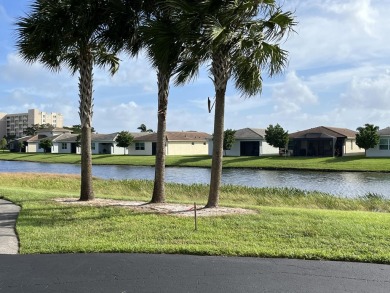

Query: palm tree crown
<box><xmin>16</xmin><ymin>0</ymin><xmax>120</xmax><ymax>201</ymax></box>
<box><xmin>168</xmin><ymin>0</ymin><xmax>296</xmax><ymax>207</ymax></box>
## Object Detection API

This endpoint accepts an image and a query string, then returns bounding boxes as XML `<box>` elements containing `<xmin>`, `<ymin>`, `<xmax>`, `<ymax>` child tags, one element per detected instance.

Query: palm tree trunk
<box><xmin>151</xmin><ymin>70</ymin><xmax>169</xmax><ymax>203</ymax></box>
<box><xmin>206</xmin><ymin>53</ymin><xmax>230</xmax><ymax>208</ymax></box>
<box><xmin>78</xmin><ymin>52</ymin><xmax>94</xmax><ymax>201</ymax></box>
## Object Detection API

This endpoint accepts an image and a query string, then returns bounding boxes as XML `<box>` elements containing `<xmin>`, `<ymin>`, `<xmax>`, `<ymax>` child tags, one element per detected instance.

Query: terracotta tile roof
<box><xmin>289</xmin><ymin>126</ymin><xmax>357</xmax><ymax>139</ymax></box>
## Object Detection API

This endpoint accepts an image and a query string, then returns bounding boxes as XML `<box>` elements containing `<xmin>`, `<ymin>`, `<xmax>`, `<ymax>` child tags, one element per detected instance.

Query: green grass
<box><xmin>2</xmin><ymin>173</ymin><xmax>390</xmax><ymax>262</ymax></box>
<box><xmin>1</xmin><ymin>152</ymin><xmax>390</xmax><ymax>172</ymax></box>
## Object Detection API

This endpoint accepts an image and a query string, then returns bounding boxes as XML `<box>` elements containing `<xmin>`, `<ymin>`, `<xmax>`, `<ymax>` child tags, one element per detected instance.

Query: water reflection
<box><xmin>0</xmin><ymin>160</ymin><xmax>389</xmax><ymax>198</ymax></box>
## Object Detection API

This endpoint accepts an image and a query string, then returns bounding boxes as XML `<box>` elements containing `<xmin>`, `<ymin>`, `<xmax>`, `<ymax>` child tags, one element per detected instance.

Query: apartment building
<box><xmin>0</xmin><ymin>108</ymin><xmax>63</xmax><ymax>138</ymax></box>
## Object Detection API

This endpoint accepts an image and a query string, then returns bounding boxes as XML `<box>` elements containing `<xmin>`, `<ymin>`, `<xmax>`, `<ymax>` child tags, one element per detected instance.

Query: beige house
<box><xmin>0</xmin><ymin>108</ymin><xmax>63</xmax><ymax>138</ymax></box>
<box><xmin>130</xmin><ymin>131</ymin><xmax>211</xmax><ymax>156</ymax></box>
<box><xmin>289</xmin><ymin>126</ymin><xmax>363</xmax><ymax>157</ymax></box>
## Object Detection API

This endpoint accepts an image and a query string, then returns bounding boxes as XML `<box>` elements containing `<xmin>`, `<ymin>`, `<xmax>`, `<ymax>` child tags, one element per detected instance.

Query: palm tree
<box><xmin>137</xmin><ymin>124</ymin><xmax>153</xmax><ymax>133</ymax></box>
<box><xmin>16</xmin><ymin>0</ymin><xmax>119</xmax><ymax>201</ymax></box>
<box><xmin>139</xmin><ymin>5</ymin><xmax>185</xmax><ymax>203</ymax></box>
<box><xmin>170</xmin><ymin>0</ymin><xmax>296</xmax><ymax>208</ymax></box>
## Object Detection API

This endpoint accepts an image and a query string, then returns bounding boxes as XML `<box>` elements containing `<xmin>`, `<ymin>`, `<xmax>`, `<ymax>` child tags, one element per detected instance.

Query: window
<box><xmin>135</xmin><ymin>142</ymin><xmax>145</xmax><ymax>150</ymax></box>
<box><xmin>91</xmin><ymin>142</ymin><xmax>95</xmax><ymax>150</ymax></box>
<box><xmin>379</xmin><ymin>138</ymin><xmax>389</xmax><ymax>150</ymax></box>
<box><xmin>61</xmin><ymin>143</ymin><xmax>67</xmax><ymax>150</ymax></box>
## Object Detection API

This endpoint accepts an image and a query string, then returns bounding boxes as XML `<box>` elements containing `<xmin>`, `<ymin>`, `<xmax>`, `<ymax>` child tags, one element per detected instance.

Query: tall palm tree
<box><xmin>170</xmin><ymin>0</ymin><xmax>296</xmax><ymax>208</ymax></box>
<box><xmin>139</xmin><ymin>5</ymin><xmax>185</xmax><ymax>203</ymax></box>
<box><xmin>16</xmin><ymin>0</ymin><xmax>119</xmax><ymax>201</ymax></box>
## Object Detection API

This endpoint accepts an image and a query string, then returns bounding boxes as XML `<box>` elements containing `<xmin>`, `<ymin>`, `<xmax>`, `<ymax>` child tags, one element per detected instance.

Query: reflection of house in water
<box><xmin>288</xmin><ymin>126</ymin><xmax>364</xmax><ymax>157</ymax></box>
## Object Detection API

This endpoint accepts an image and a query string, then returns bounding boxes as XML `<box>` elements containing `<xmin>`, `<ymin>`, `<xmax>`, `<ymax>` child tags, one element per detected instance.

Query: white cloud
<box><xmin>340</xmin><ymin>71</ymin><xmax>390</xmax><ymax>110</ymax></box>
<box><xmin>285</xmin><ymin>0</ymin><xmax>389</xmax><ymax>70</ymax></box>
<box><xmin>271</xmin><ymin>71</ymin><xmax>317</xmax><ymax>113</ymax></box>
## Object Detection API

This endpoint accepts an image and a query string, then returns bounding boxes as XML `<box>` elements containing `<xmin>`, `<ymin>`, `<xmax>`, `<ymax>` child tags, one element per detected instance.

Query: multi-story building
<box><xmin>0</xmin><ymin>108</ymin><xmax>63</xmax><ymax>138</ymax></box>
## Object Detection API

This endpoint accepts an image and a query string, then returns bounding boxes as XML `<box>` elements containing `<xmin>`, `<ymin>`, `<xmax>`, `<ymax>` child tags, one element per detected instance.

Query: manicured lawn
<box><xmin>1</xmin><ymin>152</ymin><xmax>390</xmax><ymax>172</ymax></box>
<box><xmin>1</xmin><ymin>173</ymin><xmax>390</xmax><ymax>263</ymax></box>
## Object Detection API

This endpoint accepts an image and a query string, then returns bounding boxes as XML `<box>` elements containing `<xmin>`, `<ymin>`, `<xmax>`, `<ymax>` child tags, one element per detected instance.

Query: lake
<box><xmin>0</xmin><ymin>160</ymin><xmax>389</xmax><ymax>198</ymax></box>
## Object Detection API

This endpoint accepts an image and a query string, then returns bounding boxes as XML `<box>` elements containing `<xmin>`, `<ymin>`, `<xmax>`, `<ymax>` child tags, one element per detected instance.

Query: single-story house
<box><xmin>130</xmin><ymin>131</ymin><xmax>211</xmax><ymax>156</ymax></box>
<box><xmin>208</xmin><ymin>128</ymin><xmax>279</xmax><ymax>156</ymax></box>
<box><xmin>52</xmin><ymin>133</ymin><xmax>132</xmax><ymax>155</ymax></box>
<box><xmin>24</xmin><ymin>132</ymin><xmax>132</xmax><ymax>155</ymax></box>
<box><xmin>366</xmin><ymin>127</ymin><xmax>390</xmax><ymax>157</ymax></box>
<box><xmin>288</xmin><ymin>126</ymin><xmax>363</xmax><ymax>157</ymax></box>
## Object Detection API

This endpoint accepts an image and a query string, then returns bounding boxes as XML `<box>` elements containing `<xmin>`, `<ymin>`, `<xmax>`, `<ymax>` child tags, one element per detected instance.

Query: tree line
<box><xmin>15</xmin><ymin>0</ymin><xmax>296</xmax><ymax>207</ymax></box>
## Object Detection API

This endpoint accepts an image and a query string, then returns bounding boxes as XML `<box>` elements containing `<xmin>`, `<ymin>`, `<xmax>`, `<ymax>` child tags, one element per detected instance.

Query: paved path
<box><xmin>1</xmin><ymin>199</ymin><xmax>390</xmax><ymax>292</ymax></box>
<box><xmin>0</xmin><ymin>199</ymin><xmax>20</xmax><ymax>254</ymax></box>
<box><xmin>1</xmin><ymin>253</ymin><xmax>390</xmax><ymax>293</ymax></box>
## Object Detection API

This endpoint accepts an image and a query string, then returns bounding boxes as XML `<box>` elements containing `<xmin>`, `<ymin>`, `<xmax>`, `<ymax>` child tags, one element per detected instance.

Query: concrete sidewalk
<box><xmin>0</xmin><ymin>199</ymin><xmax>20</xmax><ymax>254</ymax></box>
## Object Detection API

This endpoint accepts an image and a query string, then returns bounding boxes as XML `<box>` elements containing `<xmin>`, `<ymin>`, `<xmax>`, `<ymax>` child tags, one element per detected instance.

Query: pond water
<box><xmin>0</xmin><ymin>160</ymin><xmax>389</xmax><ymax>198</ymax></box>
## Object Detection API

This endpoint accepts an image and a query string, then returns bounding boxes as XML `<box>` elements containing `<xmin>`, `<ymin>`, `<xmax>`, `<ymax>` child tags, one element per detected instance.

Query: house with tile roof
<box><xmin>366</xmin><ymin>127</ymin><xmax>390</xmax><ymax>157</ymax></box>
<box><xmin>131</xmin><ymin>131</ymin><xmax>211</xmax><ymax>155</ymax></box>
<box><xmin>208</xmin><ymin>128</ymin><xmax>279</xmax><ymax>156</ymax></box>
<box><xmin>288</xmin><ymin>126</ymin><xmax>364</xmax><ymax>157</ymax></box>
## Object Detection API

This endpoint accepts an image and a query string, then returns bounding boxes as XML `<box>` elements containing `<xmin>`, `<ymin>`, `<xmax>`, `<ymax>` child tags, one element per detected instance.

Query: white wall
<box><xmin>261</xmin><ymin>141</ymin><xmax>280</xmax><ymax>155</ymax></box>
<box><xmin>367</xmin><ymin>135</ymin><xmax>390</xmax><ymax>157</ymax></box>
<box><xmin>128</xmin><ymin>141</ymin><xmax>153</xmax><ymax>155</ymax></box>
<box><xmin>223</xmin><ymin>139</ymin><xmax>279</xmax><ymax>156</ymax></box>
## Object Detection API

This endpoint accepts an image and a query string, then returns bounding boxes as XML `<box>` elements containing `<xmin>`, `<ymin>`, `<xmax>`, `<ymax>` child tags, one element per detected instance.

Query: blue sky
<box><xmin>1</xmin><ymin>0</ymin><xmax>390</xmax><ymax>134</ymax></box>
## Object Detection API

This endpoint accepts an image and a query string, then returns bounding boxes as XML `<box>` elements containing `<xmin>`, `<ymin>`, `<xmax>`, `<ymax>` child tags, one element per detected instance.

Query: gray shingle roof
<box><xmin>379</xmin><ymin>127</ymin><xmax>390</xmax><ymax>135</ymax></box>
<box><xmin>234</xmin><ymin>128</ymin><xmax>266</xmax><ymax>139</ymax></box>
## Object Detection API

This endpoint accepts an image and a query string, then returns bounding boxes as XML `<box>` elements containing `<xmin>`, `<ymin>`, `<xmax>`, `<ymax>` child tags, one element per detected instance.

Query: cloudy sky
<box><xmin>1</xmin><ymin>0</ymin><xmax>389</xmax><ymax>134</ymax></box>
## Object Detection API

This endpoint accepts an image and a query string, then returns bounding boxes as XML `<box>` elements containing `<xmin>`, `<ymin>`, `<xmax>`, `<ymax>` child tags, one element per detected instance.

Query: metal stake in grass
<box><xmin>194</xmin><ymin>202</ymin><xmax>197</xmax><ymax>231</ymax></box>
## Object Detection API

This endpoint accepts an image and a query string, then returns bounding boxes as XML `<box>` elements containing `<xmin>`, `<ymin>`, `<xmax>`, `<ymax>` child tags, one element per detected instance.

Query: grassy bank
<box><xmin>1</xmin><ymin>173</ymin><xmax>390</xmax><ymax>262</ymax></box>
<box><xmin>1</xmin><ymin>152</ymin><xmax>390</xmax><ymax>172</ymax></box>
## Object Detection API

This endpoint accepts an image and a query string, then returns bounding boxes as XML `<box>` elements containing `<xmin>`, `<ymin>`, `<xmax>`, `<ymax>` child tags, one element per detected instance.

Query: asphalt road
<box><xmin>1</xmin><ymin>253</ymin><xmax>390</xmax><ymax>293</ymax></box>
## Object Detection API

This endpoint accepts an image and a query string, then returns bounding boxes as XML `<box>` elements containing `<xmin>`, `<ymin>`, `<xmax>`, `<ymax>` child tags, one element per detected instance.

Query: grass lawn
<box><xmin>1</xmin><ymin>173</ymin><xmax>390</xmax><ymax>263</ymax></box>
<box><xmin>1</xmin><ymin>152</ymin><xmax>390</xmax><ymax>172</ymax></box>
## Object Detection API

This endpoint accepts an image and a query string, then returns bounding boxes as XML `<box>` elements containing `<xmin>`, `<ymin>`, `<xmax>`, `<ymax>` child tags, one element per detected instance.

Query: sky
<box><xmin>1</xmin><ymin>0</ymin><xmax>390</xmax><ymax>134</ymax></box>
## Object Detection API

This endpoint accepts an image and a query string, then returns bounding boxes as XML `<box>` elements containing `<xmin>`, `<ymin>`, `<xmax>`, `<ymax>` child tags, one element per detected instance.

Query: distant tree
<box><xmin>25</xmin><ymin>123</ymin><xmax>58</xmax><ymax>136</ymax></box>
<box><xmin>39</xmin><ymin>139</ymin><xmax>53</xmax><ymax>153</ymax></box>
<box><xmin>223</xmin><ymin>129</ymin><xmax>236</xmax><ymax>156</ymax></box>
<box><xmin>115</xmin><ymin>131</ymin><xmax>134</xmax><ymax>155</ymax></box>
<box><xmin>40</xmin><ymin>123</ymin><xmax>53</xmax><ymax>129</ymax></box>
<box><xmin>0</xmin><ymin>138</ymin><xmax>7</xmax><ymax>152</ymax></box>
<box><xmin>64</xmin><ymin>125</ymin><xmax>96</xmax><ymax>134</ymax></box>
<box><xmin>137</xmin><ymin>124</ymin><xmax>153</xmax><ymax>133</ymax></box>
<box><xmin>265</xmin><ymin>124</ymin><xmax>289</xmax><ymax>151</ymax></box>
<box><xmin>17</xmin><ymin>141</ymin><xmax>24</xmax><ymax>153</ymax></box>
<box><xmin>24</xmin><ymin>124</ymin><xmax>39</xmax><ymax>135</ymax></box>
<box><xmin>75</xmin><ymin>134</ymin><xmax>81</xmax><ymax>148</ymax></box>
<box><xmin>5</xmin><ymin>134</ymin><xmax>16</xmax><ymax>144</ymax></box>
<box><xmin>356</xmin><ymin>124</ymin><xmax>380</xmax><ymax>155</ymax></box>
